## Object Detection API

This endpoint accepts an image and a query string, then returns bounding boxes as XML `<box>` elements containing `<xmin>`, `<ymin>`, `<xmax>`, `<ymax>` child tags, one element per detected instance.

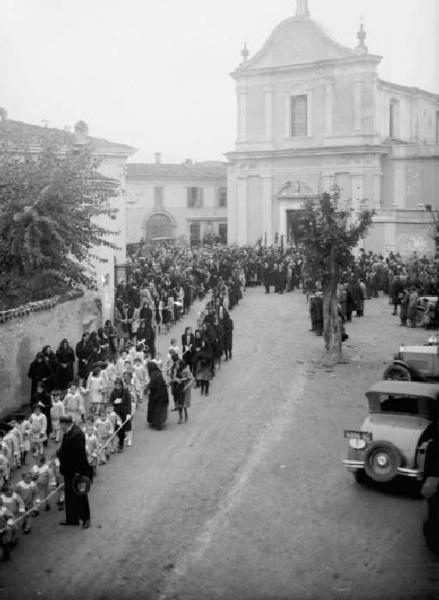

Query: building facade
<box><xmin>125</xmin><ymin>156</ymin><xmax>227</xmax><ymax>245</ymax></box>
<box><xmin>226</xmin><ymin>0</ymin><xmax>439</xmax><ymax>255</ymax></box>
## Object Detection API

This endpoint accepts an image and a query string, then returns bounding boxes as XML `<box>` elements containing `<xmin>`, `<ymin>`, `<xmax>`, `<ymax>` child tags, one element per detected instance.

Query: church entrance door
<box><xmin>286</xmin><ymin>209</ymin><xmax>308</xmax><ymax>246</ymax></box>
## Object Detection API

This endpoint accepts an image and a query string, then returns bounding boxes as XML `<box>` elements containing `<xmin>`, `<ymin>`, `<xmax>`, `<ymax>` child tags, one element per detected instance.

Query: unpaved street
<box><xmin>2</xmin><ymin>288</ymin><xmax>439</xmax><ymax>600</ymax></box>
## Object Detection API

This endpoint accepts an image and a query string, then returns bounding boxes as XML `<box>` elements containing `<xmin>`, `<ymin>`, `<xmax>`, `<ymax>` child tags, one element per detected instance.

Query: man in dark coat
<box><xmin>57</xmin><ymin>415</ymin><xmax>92</xmax><ymax>528</ymax></box>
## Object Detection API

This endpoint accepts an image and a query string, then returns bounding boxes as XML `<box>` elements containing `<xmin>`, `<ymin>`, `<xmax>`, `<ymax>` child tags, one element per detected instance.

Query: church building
<box><xmin>226</xmin><ymin>0</ymin><xmax>439</xmax><ymax>255</ymax></box>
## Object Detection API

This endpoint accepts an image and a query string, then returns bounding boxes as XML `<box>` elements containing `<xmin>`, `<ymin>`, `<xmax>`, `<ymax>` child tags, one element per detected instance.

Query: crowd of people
<box><xmin>308</xmin><ymin>249</ymin><xmax>439</xmax><ymax>335</ymax></box>
<box><xmin>3</xmin><ymin>242</ymin><xmax>439</xmax><ymax>561</ymax></box>
<box><xmin>1</xmin><ymin>244</ymin><xmax>245</xmax><ymax>561</ymax></box>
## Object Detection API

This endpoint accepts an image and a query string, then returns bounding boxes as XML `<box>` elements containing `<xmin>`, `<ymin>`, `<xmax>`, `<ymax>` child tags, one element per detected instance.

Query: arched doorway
<box><xmin>145</xmin><ymin>212</ymin><xmax>175</xmax><ymax>242</ymax></box>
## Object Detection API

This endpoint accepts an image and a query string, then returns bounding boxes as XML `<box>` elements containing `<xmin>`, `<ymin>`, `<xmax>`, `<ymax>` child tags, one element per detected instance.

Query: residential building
<box><xmin>125</xmin><ymin>156</ymin><xmax>227</xmax><ymax>245</ymax></box>
<box><xmin>226</xmin><ymin>0</ymin><xmax>439</xmax><ymax>255</ymax></box>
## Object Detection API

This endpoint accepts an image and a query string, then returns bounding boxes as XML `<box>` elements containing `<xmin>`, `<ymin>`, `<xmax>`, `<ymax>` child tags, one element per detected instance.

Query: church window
<box><xmin>290</xmin><ymin>94</ymin><xmax>308</xmax><ymax>137</ymax></box>
<box><xmin>187</xmin><ymin>187</ymin><xmax>204</xmax><ymax>208</ymax></box>
<box><xmin>218</xmin><ymin>187</ymin><xmax>227</xmax><ymax>208</ymax></box>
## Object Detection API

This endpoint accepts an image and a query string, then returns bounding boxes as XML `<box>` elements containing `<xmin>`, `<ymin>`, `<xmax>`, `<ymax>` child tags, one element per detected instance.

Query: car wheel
<box><xmin>364</xmin><ymin>441</ymin><xmax>402</xmax><ymax>483</ymax></box>
<box><xmin>383</xmin><ymin>364</ymin><xmax>411</xmax><ymax>381</ymax></box>
<box><xmin>353</xmin><ymin>470</ymin><xmax>368</xmax><ymax>484</ymax></box>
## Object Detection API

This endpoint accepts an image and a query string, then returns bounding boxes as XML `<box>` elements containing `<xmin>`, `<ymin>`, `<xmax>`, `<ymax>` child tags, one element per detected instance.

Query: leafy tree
<box><xmin>300</xmin><ymin>192</ymin><xmax>374</xmax><ymax>363</ymax></box>
<box><xmin>0</xmin><ymin>132</ymin><xmax>119</xmax><ymax>309</ymax></box>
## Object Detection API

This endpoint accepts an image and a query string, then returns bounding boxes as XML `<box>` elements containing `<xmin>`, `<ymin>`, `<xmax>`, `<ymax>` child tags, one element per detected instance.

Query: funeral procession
<box><xmin>0</xmin><ymin>0</ymin><xmax>439</xmax><ymax>598</ymax></box>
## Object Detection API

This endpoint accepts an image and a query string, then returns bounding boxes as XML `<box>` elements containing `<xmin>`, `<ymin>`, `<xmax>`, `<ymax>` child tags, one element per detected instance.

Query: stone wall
<box><xmin>0</xmin><ymin>291</ymin><xmax>101</xmax><ymax>418</ymax></box>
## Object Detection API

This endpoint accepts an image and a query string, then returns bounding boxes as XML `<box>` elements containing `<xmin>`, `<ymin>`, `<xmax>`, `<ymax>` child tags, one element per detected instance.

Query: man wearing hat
<box><xmin>57</xmin><ymin>415</ymin><xmax>92</xmax><ymax>529</ymax></box>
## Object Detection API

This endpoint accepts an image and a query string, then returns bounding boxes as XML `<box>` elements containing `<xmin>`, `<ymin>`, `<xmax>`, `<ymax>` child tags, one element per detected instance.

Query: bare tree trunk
<box><xmin>323</xmin><ymin>247</ymin><xmax>342</xmax><ymax>364</ymax></box>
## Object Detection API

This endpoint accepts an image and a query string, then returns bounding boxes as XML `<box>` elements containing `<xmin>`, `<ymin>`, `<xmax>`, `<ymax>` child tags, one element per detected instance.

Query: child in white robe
<box><xmin>29</xmin><ymin>403</ymin><xmax>47</xmax><ymax>457</ymax></box>
<box><xmin>86</xmin><ymin>367</ymin><xmax>105</xmax><ymax>416</ymax></box>
<box><xmin>15</xmin><ymin>472</ymin><xmax>38</xmax><ymax>533</ymax></box>
<box><xmin>50</xmin><ymin>391</ymin><xmax>65</xmax><ymax>442</ymax></box>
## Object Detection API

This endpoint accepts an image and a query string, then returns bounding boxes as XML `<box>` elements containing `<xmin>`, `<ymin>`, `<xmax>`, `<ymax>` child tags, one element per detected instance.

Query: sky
<box><xmin>0</xmin><ymin>0</ymin><xmax>438</xmax><ymax>163</ymax></box>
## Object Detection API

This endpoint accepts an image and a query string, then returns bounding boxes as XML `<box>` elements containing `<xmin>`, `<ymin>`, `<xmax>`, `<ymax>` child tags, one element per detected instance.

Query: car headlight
<box><xmin>349</xmin><ymin>438</ymin><xmax>366</xmax><ymax>450</ymax></box>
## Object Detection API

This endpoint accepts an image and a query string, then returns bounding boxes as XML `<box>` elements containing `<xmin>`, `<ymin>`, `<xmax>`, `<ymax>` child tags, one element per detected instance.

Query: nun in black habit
<box><xmin>146</xmin><ymin>362</ymin><xmax>169</xmax><ymax>430</ymax></box>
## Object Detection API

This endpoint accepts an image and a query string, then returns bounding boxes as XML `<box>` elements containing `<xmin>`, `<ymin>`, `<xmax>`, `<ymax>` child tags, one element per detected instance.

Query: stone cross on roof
<box><xmin>296</xmin><ymin>0</ymin><xmax>310</xmax><ymax>18</ymax></box>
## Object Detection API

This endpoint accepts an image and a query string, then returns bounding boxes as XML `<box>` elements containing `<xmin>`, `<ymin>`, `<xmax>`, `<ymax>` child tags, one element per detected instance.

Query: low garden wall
<box><xmin>0</xmin><ymin>290</ymin><xmax>102</xmax><ymax>418</ymax></box>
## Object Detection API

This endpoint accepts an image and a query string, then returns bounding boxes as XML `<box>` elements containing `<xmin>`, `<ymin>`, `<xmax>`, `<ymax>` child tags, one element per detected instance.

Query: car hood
<box><xmin>361</xmin><ymin>413</ymin><xmax>431</xmax><ymax>466</ymax></box>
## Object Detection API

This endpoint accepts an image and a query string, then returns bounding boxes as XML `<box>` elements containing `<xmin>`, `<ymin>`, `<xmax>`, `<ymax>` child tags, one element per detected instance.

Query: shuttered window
<box><xmin>187</xmin><ymin>187</ymin><xmax>204</xmax><ymax>208</ymax></box>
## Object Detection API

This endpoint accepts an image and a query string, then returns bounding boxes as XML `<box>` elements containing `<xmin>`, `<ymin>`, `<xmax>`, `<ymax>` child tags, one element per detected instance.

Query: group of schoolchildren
<box><xmin>0</xmin><ymin>245</ymin><xmax>244</xmax><ymax>563</ymax></box>
<box><xmin>0</xmin><ymin>340</ymin><xmax>160</xmax><ymax>562</ymax></box>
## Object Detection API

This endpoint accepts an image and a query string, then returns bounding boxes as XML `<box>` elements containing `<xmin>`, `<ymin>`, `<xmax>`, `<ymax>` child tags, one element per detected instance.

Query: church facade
<box><xmin>226</xmin><ymin>0</ymin><xmax>439</xmax><ymax>255</ymax></box>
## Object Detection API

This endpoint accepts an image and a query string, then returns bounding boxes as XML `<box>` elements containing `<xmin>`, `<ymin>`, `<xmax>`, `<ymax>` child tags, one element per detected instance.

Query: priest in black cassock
<box><xmin>57</xmin><ymin>415</ymin><xmax>92</xmax><ymax>529</ymax></box>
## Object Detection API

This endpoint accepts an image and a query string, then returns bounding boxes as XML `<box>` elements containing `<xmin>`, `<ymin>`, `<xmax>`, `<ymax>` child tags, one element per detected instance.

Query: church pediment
<box><xmin>236</xmin><ymin>17</ymin><xmax>357</xmax><ymax>74</ymax></box>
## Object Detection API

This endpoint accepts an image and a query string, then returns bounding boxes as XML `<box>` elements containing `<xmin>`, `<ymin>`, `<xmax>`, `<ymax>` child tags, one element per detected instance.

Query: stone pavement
<box><xmin>1</xmin><ymin>288</ymin><xmax>439</xmax><ymax>600</ymax></box>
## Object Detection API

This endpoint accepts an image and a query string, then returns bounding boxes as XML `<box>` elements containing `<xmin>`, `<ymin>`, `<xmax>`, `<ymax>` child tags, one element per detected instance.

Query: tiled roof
<box><xmin>127</xmin><ymin>161</ymin><xmax>227</xmax><ymax>181</ymax></box>
<box><xmin>0</xmin><ymin>119</ymin><xmax>136</xmax><ymax>155</ymax></box>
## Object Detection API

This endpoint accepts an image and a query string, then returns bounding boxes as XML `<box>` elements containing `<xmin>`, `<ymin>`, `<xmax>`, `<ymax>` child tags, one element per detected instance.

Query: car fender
<box><xmin>362</xmin><ymin>414</ymin><xmax>431</xmax><ymax>469</ymax></box>
<box><xmin>392</xmin><ymin>359</ymin><xmax>427</xmax><ymax>382</ymax></box>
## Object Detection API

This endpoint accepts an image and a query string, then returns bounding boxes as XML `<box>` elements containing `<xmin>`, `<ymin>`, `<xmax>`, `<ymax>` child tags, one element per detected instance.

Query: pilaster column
<box><xmin>237</xmin><ymin>176</ymin><xmax>248</xmax><ymax>245</ymax></box>
<box><xmin>354</xmin><ymin>80</ymin><xmax>362</xmax><ymax>132</ymax></box>
<box><xmin>351</xmin><ymin>175</ymin><xmax>364</xmax><ymax>212</ymax></box>
<box><xmin>325</xmin><ymin>83</ymin><xmax>333</xmax><ymax>136</ymax></box>
<box><xmin>264</xmin><ymin>87</ymin><xmax>273</xmax><ymax>141</ymax></box>
<box><xmin>373</xmin><ymin>173</ymin><xmax>382</xmax><ymax>210</ymax></box>
<box><xmin>261</xmin><ymin>174</ymin><xmax>273</xmax><ymax>245</ymax></box>
<box><xmin>237</xmin><ymin>89</ymin><xmax>248</xmax><ymax>143</ymax></box>
<box><xmin>394</xmin><ymin>164</ymin><xmax>406</xmax><ymax>209</ymax></box>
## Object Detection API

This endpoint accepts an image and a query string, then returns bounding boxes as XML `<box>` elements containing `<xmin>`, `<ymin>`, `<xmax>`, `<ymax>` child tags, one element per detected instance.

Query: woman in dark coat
<box><xmin>41</xmin><ymin>345</ymin><xmax>59</xmax><ymax>391</ymax></box>
<box><xmin>28</xmin><ymin>352</ymin><xmax>54</xmax><ymax>402</ymax></box>
<box><xmin>96</xmin><ymin>328</ymin><xmax>110</xmax><ymax>362</ymax></box>
<box><xmin>104</xmin><ymin>320</ymin><xmax>118</xmax><ymax>356</ymax></box>
<box><xmin>195</xmin><ymin>339</ymin><xmax>214</xmax><ymax>396</ymax></box>
<box><xmin>211</xmin><ymin>317</ymin><xmax>224</xmax><ymax>371</ymax></box>
<box><xmin>191</xmin><ymin>329</ymin><xmax>204</xmax><ymax>382</ymax></box>
<box><xmin>75</xmin><ymin>333</ymin><xmax>95</xmax><ymax>383</ymax></box>
<box><xmin>181</xmin><ymin>326</ymin><xmax>195</xmax><ymax>370</ymax></box>
<box><xmin>56</xmin><ymin>339</ymin><xmax>75</xmax><ymax>390</ymax></box>
<box><xmin>146</xmin><ymin>362</ymin><xmax>169</xmax><ymax>430</ymax></box>
<box><xmin>221</xmin><ymin>313</ymin><xmax>234</xmax><ymax>361</ymax></box>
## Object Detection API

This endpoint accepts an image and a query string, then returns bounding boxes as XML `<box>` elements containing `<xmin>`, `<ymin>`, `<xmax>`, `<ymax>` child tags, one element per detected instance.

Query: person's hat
<box><xmin>34</xmin><ymin>401</ymin><xmax>45</xmax><ymax>408</ymax></box>
<box><xmin>59</xmin><ymin>415</ymin><xmax>73</xmax><ymax>424</ymax></box>
<box><xmin>72</xmin><ymin>474</ymin><xmax>91</xmax><ymax>495</ymax></box>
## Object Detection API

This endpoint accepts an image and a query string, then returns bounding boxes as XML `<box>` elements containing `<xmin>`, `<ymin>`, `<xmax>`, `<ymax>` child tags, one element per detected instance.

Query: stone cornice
<box><xmin>225</xmin><ymin>145</ymin><xmax>390</xmax><ymax>161</ymax></box>
<box><xmin>231</xmin><ymin>54</ymin><xmax>382</xmax><ymax>80</ymax></box>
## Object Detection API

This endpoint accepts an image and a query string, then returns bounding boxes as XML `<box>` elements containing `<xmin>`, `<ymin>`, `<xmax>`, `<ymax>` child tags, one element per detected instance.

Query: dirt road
<box><xmin>2</xmin><ymin>288</ymin><xmax>439</xmax><ymax>600</ymax></box>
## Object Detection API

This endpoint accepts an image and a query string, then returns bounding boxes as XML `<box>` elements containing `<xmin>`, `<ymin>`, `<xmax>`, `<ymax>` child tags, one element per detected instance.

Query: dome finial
<box><xmin>296</xmin><ymin>0</ymin><xmax>310</xmax><ymax>18</ymax></box>
<box><xmin>241</xmin><ymin>42</ymin><xmax>249</xmax><ymax>63</ymax></box>
<box><xmin>356</xmin><ymin>19</ymin><xmax>368</xmax><ymax>54</ymax></box>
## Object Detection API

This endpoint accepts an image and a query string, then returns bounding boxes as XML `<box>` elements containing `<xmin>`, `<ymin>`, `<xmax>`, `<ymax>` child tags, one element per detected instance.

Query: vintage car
<box><xmin>383</xmin><ymin>343</ymin><xmax>439</xmax><ymax>381</ymax></box>
<box><xmin>343</xmin><ymin>381</ymin><xmax>439</xmax><ymax>483</ymax></box>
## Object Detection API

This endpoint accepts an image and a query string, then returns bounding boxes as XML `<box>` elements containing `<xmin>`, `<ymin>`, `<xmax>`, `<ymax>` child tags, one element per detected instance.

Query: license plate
<box><xmin>344</xmin><ymin>430</ymin><xmax>372</xmax><ymax>442</ymax></box>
